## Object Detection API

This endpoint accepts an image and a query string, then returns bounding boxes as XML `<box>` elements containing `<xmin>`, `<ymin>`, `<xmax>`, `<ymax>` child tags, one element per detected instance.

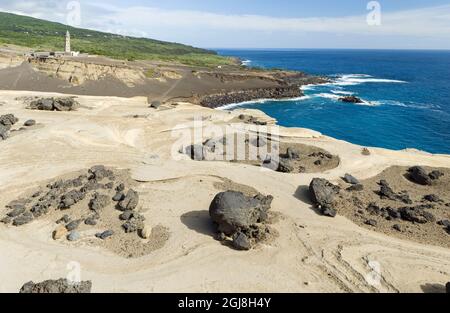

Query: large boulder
<box><xmin>209</xmin><ymin>191</ymin><xmax>273</xmax><ymax>236</ymax></box>
<box><xmin>0</xmin><ymin>114</ymin><xmax>18</xmax><ymax>140</ymax></box>
<box><xmin>19</xmin><ymin>279</ymin><xmax>92</xmax><ymax>293</ymax></box>
<box><xmin>309</xmin><ymin>178</ymin><xmax>340</xmax><ymax>217</ymax></box>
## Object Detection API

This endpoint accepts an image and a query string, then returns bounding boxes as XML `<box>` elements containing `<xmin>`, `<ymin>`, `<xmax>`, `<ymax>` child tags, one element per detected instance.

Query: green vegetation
<box><xmin>144</xmin><ymin>68</ymin><xmax>156</xmax><ymax>78</ymax></box>
<box><xmin>0</xmin><ymin>12</ymin><xmax>236</xmax><ymax>67</ymax></box>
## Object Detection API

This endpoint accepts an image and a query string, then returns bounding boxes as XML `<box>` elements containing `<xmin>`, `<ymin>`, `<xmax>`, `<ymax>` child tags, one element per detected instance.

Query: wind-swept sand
<box><xmin>0</xmin><ymin>90</ymin><xmax>449</xmax><ymax>293</ymax></box>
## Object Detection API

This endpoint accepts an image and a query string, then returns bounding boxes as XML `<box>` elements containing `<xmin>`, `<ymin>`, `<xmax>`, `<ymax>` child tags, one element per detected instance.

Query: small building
<box><xmin>27</xmin><ymin>30</ymin><xmax>81</xmax><ymax>60</ymax></box>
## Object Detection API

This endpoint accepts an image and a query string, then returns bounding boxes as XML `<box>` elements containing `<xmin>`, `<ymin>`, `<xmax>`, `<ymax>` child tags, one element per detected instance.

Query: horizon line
<box><xmin>208</xmin><ymin>47</ymin><xmax>450</xmax><ymax>52</ymax></box>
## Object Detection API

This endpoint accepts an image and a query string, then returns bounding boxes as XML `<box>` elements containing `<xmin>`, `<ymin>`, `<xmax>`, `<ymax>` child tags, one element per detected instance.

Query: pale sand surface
<box><xmin>0</xmin><ymin>90</ymin><xmax>449</xmax><ymax>293</ymax></box>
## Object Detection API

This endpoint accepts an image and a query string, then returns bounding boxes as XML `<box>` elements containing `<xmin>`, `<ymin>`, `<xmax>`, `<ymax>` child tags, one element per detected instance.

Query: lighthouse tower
<box><xmin>65</xmin><ymin>30</ymin><xmax>71</xmax><ymax>54</ymax></box>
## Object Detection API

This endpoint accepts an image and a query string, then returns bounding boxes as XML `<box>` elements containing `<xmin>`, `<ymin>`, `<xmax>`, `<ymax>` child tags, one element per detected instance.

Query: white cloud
<box><xmin>1</xmin><ymin>1</ymin><xmax>450</xmax><ymax>48</ymax></box>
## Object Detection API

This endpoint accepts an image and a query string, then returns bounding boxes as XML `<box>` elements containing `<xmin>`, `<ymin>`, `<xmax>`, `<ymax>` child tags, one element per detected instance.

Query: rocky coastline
<box><xmin>199</xmin><ymin>86</ymin><xmax>302</xmax><ymax>108</ymax></box>
<box><xmin>198</xmin><ymin>75</ymin><xmax>328</xmax><ymax>108</ymax></box>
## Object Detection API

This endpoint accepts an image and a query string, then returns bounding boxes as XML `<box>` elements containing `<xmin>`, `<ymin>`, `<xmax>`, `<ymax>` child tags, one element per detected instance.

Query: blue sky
<box><xmin>1</xmin><ymin>0</ymin><xmax>450</xmax><ymax>49</ymax></box>
<box><xmin>104</xmin><ymin>0</ymin><xmax>449</xmax><ymax>18</ymax></box>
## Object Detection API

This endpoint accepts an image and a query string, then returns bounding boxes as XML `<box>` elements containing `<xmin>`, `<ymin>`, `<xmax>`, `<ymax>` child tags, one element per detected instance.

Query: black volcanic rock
<box><xmin>0</xmin><ymin>114</ymin><xmax>19</xmax><ymax>128</ymax></box>
<box><xmin>209</xmin><ymin>191</ymin><xmax>272</xmax><ymax>236</ymax></box>
<box><xmin>339</xmin><ymin>96</ymin><xmax>363</xmax><ymax>103</ymax></box>
<box><xmin>200</xmin><ymin>86</ymin><xmax>303</xmax><ymax>108</ymax></box>
<box><xmin>309</xmin><ymin>178</ymin><xmax>340</xmax><ymax>217</ymax></box>
<box><xmin>20</xmin><ymin>279</ymin><xmax>92</xmax><ymax>293</ymax></box>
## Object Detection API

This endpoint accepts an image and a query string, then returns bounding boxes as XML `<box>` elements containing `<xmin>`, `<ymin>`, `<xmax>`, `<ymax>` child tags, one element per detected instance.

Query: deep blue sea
<box><xmin>216</xmin><ymin>49</ymin><xmax>450</xmax><ymax>154</ymax></box>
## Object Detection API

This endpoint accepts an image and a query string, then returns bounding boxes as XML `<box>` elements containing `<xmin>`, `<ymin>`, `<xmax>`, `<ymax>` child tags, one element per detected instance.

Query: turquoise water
<box><xmin>217</xmin><ymin>49</ymin><xmax>450</xmax><ymax>154</ymax></box>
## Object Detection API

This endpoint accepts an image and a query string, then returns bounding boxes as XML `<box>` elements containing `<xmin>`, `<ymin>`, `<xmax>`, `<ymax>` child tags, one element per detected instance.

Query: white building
<box><xmin>27</xmin><ymin>30</ymin><xmax>82</xmax><ymax>59</ymax></box>
<box><xmin>63</xmin><ymin>31</ymin><xmax>79</xmax><ymax>57</ymax></box>
<box><xmin>65</xmin><ymin>30</ymin><xmax>71</xmax><ymax>54</ymax></box>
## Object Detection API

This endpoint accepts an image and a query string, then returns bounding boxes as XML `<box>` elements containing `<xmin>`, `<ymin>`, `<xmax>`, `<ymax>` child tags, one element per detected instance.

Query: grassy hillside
<box><xmin>0</xmin><ymin>12</ymin><xmax>235</xmax><ymax>67</ymax></box>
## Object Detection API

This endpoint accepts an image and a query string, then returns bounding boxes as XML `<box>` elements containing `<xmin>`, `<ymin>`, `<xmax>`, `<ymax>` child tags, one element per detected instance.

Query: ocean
<box><xmin>216</xmin><ymin>49</ymin><xmax>450</xmax><ymax>154</ymax></box>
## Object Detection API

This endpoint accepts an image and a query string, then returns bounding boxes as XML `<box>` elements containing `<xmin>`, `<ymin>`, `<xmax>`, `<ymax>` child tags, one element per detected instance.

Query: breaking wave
<box><xmin>217</xmin><ymin>95</ymin><xmax>311</xmax><ymax>110</ymax></box>
<box><xmin>332</xmin><ymin>74</ymin><xmax>407</xmax><ymax>86</ymax></box>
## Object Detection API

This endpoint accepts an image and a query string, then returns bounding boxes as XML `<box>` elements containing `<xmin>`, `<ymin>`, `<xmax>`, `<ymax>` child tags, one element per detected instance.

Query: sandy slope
<box><xmin>0</xmin><ymin>90</ymin><xmax>449</xmax><ymax>293</ymax></box>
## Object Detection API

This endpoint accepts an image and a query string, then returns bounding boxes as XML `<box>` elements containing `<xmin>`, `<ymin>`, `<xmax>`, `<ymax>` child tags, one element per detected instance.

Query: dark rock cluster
<box><xmin>200</xmin><ymin>86</ymin><xmax>303</xmax><ymax>108</ymax></box>
<box><xmin>209</xmin><ymin>191</ymin><xmax>274</xmax><ymax>250</ymax></box>
<box><xmin>29</xmin><ymin>97</ymin><xmax>79</xmax><ymax>111</ymax></box>
<box><xmin>377</xmin><ymin>180</ymin><xmax>412</xmax><ymax>204</ymax></box>
<box><xmin>364</xmin><ymin>202</ymin><xmax>436</xmax><ymax>225</ymax></box>
<box><xmin>350</xmin><ymin>168</ymin><xmax>448</xmax><ymax>234</ymax></box>
<box><xmin>1</xmin><ymin>165</ymin><xmax>144</xmax><ymax>242</ymax></box>
<box><xmin>20</xmin><ymin>278</ymin><xmax>92</xmax><ymax>293</ymax></box>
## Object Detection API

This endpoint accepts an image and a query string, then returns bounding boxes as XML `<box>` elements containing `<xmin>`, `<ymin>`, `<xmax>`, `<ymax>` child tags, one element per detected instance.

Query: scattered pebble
<box><xmin>95</xmin><ymin>230</ymin><xmax>114</xmax><ymax>240</ymax></box>
<box><xmin>24</xmin><ymin>120</ymin><xmax>36</xmax><ymax>127</ymax></box>
<box><xmin>139</xmin><ymin>226</ymin><xmax>151</xmax><ymax>239</ymax></box>
<box><xmin>66</xmin><ymin>219</ymin><xmax>81</xmax><ymax>231</ymax></box>
<box><xmin>232</xmin><ymin>232</ymin><xmax>251</xmax><ymax>251</ymax></box>
<box><xmin>67</xmin><ymin>231</ymin><xmax>80</xmax><ymax>241</ymax></box>
<box><xmin>56</xmin><ymin>215</ymin><xmax>71</xmax><ymax>224</ymax></box>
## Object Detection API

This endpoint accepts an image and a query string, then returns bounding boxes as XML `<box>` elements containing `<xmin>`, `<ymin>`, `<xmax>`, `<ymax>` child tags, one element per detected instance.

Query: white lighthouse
<box><xmin>65</xmin><ymin>30</ymin><xmax>71</xmax><ymax>54</ymax></box>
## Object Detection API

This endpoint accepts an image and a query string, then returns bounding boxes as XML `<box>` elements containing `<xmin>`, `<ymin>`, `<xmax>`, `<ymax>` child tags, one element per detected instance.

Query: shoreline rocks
<box><xmin>309</xmin><ymin>178</ymin><xmax>340</xmax><ymax>217</ymax></box>
<box><xmin>199</xmin><ymin>86</ymin><xmax>303</xmax><ymax>108</ymax></box>
<box><xmin>339</xmin><ymin>95</ymin><xmax>363</xmax><ymax>103</ymax></box>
